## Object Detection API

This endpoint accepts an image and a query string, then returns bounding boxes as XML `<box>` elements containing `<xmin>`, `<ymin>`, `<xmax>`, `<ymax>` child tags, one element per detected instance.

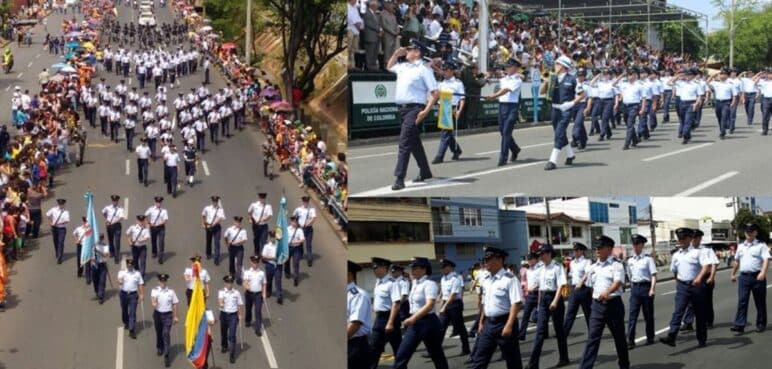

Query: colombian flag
<box><xmin>437</xmin><ymin>89</ymin><xmax>454</xmax><ymax>130</ymax></box>
<box><xmin>185</xmin><ymin>261</ymin><xmax>209</xmax><ymax>368</ymax></box>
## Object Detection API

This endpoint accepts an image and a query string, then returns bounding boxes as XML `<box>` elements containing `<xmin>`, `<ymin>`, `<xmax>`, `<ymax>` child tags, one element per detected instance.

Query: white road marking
<box><xmin>261</xmin><ymin>331</ymin><xmax>279</xmax><ymax>368</ymax></box>
<box><xmin>641</xmin><ymin>143</ymin><xmax>712</xmax><ymax>162</ymax></box>
<box><xmin>202</xmin><ymin>160</ymin><xmax>210</xmax><ymax>176</ymax></box>
<box><xmin>662</xmin><ymin>290</ymin><xmax>677</xmax><ymax>295</ymax></box>
<box><xmin>124</xmin><ymin>197</ymin><xmax>129</xmax><ymax>217</ymax></box>
<box><xmin>352</xmin><ymin>161</ymin><xmax>547</xmax><ymax>196</ymax></box>
<box><xmin>4</xmin><ymin>85</ymin><xmax>9</xmax><ymax>91</ymax></box>
<box><xmin>36</xmin><ymin>53</ymin><xmax>40</xmax><ymax>58</ymax></box>
<box><xmin>634</xmin><ymin>327</ymin><xmax>671</xmax><ymax>343</ymax></box>
<box><xmin>673</xmin><ymin>171</ymin><xmax>739</xmax><ymax>196</ymax></box>
<box><xmin>768</xmin><ymin>283</ymin><xmax>772</xmax><ymax>288</ymax></box>
<box><xmin>125</xmin><ymin>159</ymin><xmax>130</xmax><ymax>175</ymax></box>
<box><xmin>349</xmin><ymin>152</ymin><xmax>395</xmax><ymax>160</ymax></box>
<box><xmin>16</xmin><ymin>72</ymin><xmax>23</xmax><ymax>78</ymax></box>
<box><xmin>115</xmin><ymin>326</ymin><xmax>124</xmax><ymax>369</ymax></box>
<box><xmin>27</xmin><ymin>61</ymin><xmax>33</xmax><ymax>68</ymax></box>
<box><xmin>475</xmin><ymin>142</ymin><xmax>552</xmax><ymax>155</ymax></box>
<box><xmin>128</xmin><ymin>78</ymin><xmax>132</xmax><ymax>85</ymax></box>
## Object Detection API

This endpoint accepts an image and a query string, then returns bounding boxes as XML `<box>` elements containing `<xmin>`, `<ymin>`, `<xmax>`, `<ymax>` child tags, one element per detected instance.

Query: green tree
<box><xmin>656</xmin><ymin>21</ymin><xmax>704</xmax><ymax>57</ymax></box>
<box><xmin>732</xmin><ymin>208</ymin><xmax>771</xmax><ymax>243</ymax></box>
<box><xmin>708</xmin><ymin>0</ymin><xmax>772</xmax><ymax>69</ymax></box>
<box><xmin>261</xmin><ymin>0</ymin><xmax>346</xmax><ymax>104</ymax></box>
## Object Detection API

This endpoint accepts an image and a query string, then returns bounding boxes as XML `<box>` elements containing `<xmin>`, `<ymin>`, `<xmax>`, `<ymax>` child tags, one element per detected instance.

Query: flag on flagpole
<box><xmin>437</xmin><ymin>89</ymin><xmax>454</xmax><ymax>130</ymax></box>
<box><xmin>185</xmin><ymin>261</ymin><xmax>209</xmax><ymax>368</ymax></box>
<box><xmin>275</xmin><ymin>197</ymin><xmax>289</xmax><ymax>265</ymax></box>
<box><xmin>80</xmin><ymin>192</ymin><xmax>100</xmax><ymax>267</ymax></box>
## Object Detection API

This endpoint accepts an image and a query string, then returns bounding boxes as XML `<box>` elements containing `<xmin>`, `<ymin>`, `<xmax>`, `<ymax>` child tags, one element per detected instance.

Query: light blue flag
<box><xmin>276</xmin><ymin>196</ymin><xmax>289</xmax><ymax>265</ymax></box>
<box><xmin>80</xmin><ymin>192</ymin><xmax>100</xmax><ymax>267</ymax></box>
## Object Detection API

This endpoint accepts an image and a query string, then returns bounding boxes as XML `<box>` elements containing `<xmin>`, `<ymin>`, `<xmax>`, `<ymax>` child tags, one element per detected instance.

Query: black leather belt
<box><xmin>715</xmin><ymin>99</ymin><xmax>730</xmax><ymax>103</ymax></box>
<box><xmin>631</xmin><ymin>281</ymin><xmax>651</xmax><ymax>286</ymax></box>
<box><xmin>740</xmin><ymin>271</ymin><xmax>760</xmax><ymax>276</ymax></box>
<box><xmin>397</xmin><ymin>103</ymin><xmax>424</xmax><ymax>109</ymax></box>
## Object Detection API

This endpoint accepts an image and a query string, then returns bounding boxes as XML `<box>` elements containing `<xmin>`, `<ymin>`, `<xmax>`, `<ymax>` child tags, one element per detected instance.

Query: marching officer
<box><xmin>755</xmin><ymin>68</ymin><xmax>772</xmax><ymax>135</ymax></box>
<box><xmin>616</xmin><ymin>68</ymin><xmax>646</xmax><ymax>150</ymax></box>
<box><xmin>469</xmin><ymin>247</ymin><xmax>523</xmax><ymax>369</ymax></box>
<box><xmin>261</xmin><ymin>231</ymin><xmax>283</xmax><ymax>304</ymax></box>
<box><xmin>626</xmin><ymin>234</ymin><xmax>657</xmax><ymax>348</ymax></box>
<box><xmin>437</xmin><ymin>259</ymin><xmax>470</xmax><ymax>356</ymax></box>
<box><xmin>706</xmin><ymin>68</ymin><xmax>737</xmax><ymax>139</ymax></box>
<box><xmin>103</xmin><ymin>194</ymin><xmax>126</xmax><ymax>264</ymax></box>
<box><xmin>347</xmin><ymin>260</ymin><xmax>372</xmax><ymax>369</ymax></box>
<box><xmin>668</xmin><ymin>68</ymin><xmax>701</xmax><ymax>144</ymax></box>
<box><xmin>248</xmin><ymin>192</ymin><xmax>272</xmax><ymax>256</ymax></box>
<box><xmin>294</xmin><ymin>196</ymin><xmax>317</xmax><ymax>267</ymax></box>
<box><xmin>118</xmin><ymin>259</ymin><xmax>145</xmax><ymax>339</ymax></box>
<box><xmin>46</xmin><ymin>198</ymin><xmax>70</xmax><ymax>264</ymax></box>
<box><xmin>682</xmin><ymin>229</ymin><xmax>719</xmax><ymax>330</ymax></box>
<box><xmin>730</xmin><ymin>222</ymin><xmax>769</xmax><ymax>333</ymax></box>
<box><xmin>73</xmin><ymin>216</ymin><xmax>92</xmax><ymax>280</ymax></box>
<box><xmin>387</xmin><ymin>40</ymin><xmax>437</xmax><ymax>191</ymax></box>
<box><xmin>202</xmin><ymin>196</ymin><xmax>225</xmax><ymax>264</ymax></box>
<box><xmin>589</xmin><ymin>68</ymin><xmax>617</xmax><ymax>140</ymax></box>
<box><xmin>432</xmin><ymin>61</ymin><xmax>465</xmax><ymax>164</ymax></box>
<box><xmin>519</xmin><ymin>252</ymin><xmax>540</xmax><ymax>341</ymax></box>
<box><xmin>284</xmin><ymin>215</ymin><xmax>306</xmax><ymax>287</ymax></box>
<box><xmin>242</xmin><ymin>255</ymin><xmax>267</xmax><ymax>336</ymax></box>
<box><xmin>145</xmin><ymin>196</ymin><xmax>169</xmax><ymax>264</ymax></box>
<box><xmin>391</xmin><ymin>264</ymin><xmax>410</xmax><ymax>325</ymax></box>
<box><xmin>526</xmin><ymin>243</ymin><xmax>569</xmax><ymax>369</ymax></box>
<box><xmin>224</xmin><ymin>216</ymin><xmax>248</xmax><ymax>284</ymax></box>
<box><xmin>151</xmin><ymin>273</ymin><xmax>179</xmax><ymax>367</ymax></box>
<box><xmin>484</xmin><ymin>58</ymin><xmax>523</xmax><ymax>167</ymax></box>
<box><xmin>136</xmin><ymin>138</ymin><xmax>151</xmax><ymax>187</ymax></box>
<box><xmin>660</xmin><ymin>228</ymin><xmax>709</xmax><ymax>347</ymax></box>
<box><xmin>127</xmin><ymin>215</ymin><xmax>151</xmax><ymax>277</ymax></box>
<box><xmin>578</xmin><ymin>235</ymin><xmax>629</xmax><ymax>369</ymax></box>
<box><xmin>218</xmin><ymin>275</ymin><xmax>244</xmax><ymax>364</ymax></box>
<box><xmin>91</xmin><ymin>234</ymin><xmax>111</xmax><ymax>304</ymax></box>
<box><xmin>183</xmin><ymin>255</ymin><xmax>211</xmax><ymax>305</ymax></box>
<box><xmin>392</xmin><ymin>257</ymin><xmax>448</xmax><ymax>369</ymax></box>
<box><xmin>542</xmin><ymin>56</ymin><xmax>583</xmax><ymax>171</ymax></box>
<box><xmin>563</xmin><ymin>242</ymin><xmax>592</xmax><ymax>337</ymax></box>
<box><xmin>571</xmin><ymin>68</ymin><xmax>590</xmax><ymax>150</ymax></box>
<box><xmin>369</xmin><ymin>257</ymin><xmax>402</xmax><ymax>369</ymax></box>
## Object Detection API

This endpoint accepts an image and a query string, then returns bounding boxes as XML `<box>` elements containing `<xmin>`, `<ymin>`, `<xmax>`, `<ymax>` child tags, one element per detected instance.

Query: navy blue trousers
<box><xmin>600</xmin><ymin>98</ymin><xmax>614</xmax><ymax>138</ymax></box>
<box><xmin>244</xmin><ymin>291</ymin><xmax>263</xmax><ymax>333</ymax></box>
<box><xmin>263</xmin><ymin>262</ymin><xmax>283</xmax><ymax>299</ymax></box>
<box><xmin>228</xmin><ymin>245</ymin><xmax>244</xmax><ymax>283</ymax></box>
<box><xmin>392</xmin><ymin>314</ymin><xmax>448</xmax><ymax>369</ymax></box>
<box><xmin>497</xmin><ymin>102</ymin><xmax>519</xmax><ymax>164</ymax></box>
<box><xmin>714</xmin><ymin>100</ymin><xmax>730</xmax><ymax>135</ymax></box>
<box><xmin>205</xmin><ymin>224</ymin><xmax>222</xmax><ymax>262</ymax></box>
<box><xmin>518</xmin><ymin>293</ymin><xmax>538</xmax><ymax>340</ymax></box>
<box><xmin>369</xmin><ymin>312</ymin><xmax>402</xmax><ymax>369</ymax></box>
<box><xmin>107</xmin><ymin>223</ymin><xmax>122</xmax><ymax>263</ymax></box>
<box><xmin>393</xmin><ymin>105</ymin><xmax>432</xmax><ymax>181</ymax></box>
<box><xmin>220</xmin><ymin>311</ymin><xmax>239</xmax><ymax>355</ymax></box>
<box><xmin>434</xmin><ymin>129</ymin><xmax>460</xmax><ymax>161</ymax></box>
<box><xmin>571</xmin><ymin>102</ymin><xmax>588</xmax><ymax>147</ymax></box>
<box><xmin>627</xmin><ymin>282</ymin><xmax>655</xmax><ymax>341</ymax></box>
<box><xmin>684</xmin><ymin>281</ymin><xmax>714</xmax><ymax>326</ymax></box>
<box><xmin>589</xmin><ymin>98</ymin><xmax>601</xmax><ymax>134</ymax></box>
<box><xmin>677</xmin><ymin>101</ymin><xmax>696</xmax><ymax>139</ymax></box>
<box><xmin>668</xmin><ymin>281</ymin><xmax>707</xmax><ymax>345</ymax></box>
<box><xmin>744</xmin><ymin>93</ymin><xmax>756</xmax><ymax>124</ymax></box>
<box><xmin>662</xmin><ymin>90</ymin><xmax>673</xmax><ymax>122</ymax></box>
<box><xmin>529</xmin><ymin>292</ymin><xmax>568</xmax><ymax>366</ymax></box>
<box><xmin>439</xmin><ymin>299</ymin><xmax>469</xmax><ymax>352</ymax></box>
<box><xmin>563</xmin><ymin>286</ymin><xmax>591</xmax><ymax>336</ymax></box>
<box><xmin>762</xmin><ymin>97</ymin><xmax>771</xmax><ymax>134</ymax></box>
<box><xmin>470</xmin><ymin>314</ymin><xmax>522</xmax><ymax>369</ymax></box>
<box><xmin>303</xmin><ymin>226</ymin><xmax>314</xmax><ymax>264</ymax></box>
<box><xmin>251</xmin><ymin>223</ymin><xmax>268</xmax><ymax>256</ymax></box>
<box><xmin>92</xmin><ymin>262</ymin><xmax>108</xmax><ymax>300</ymax></box>
<box><xmin>131</xmin><ymin>245</ymin><xmax>147</xmax><ymax>278</ymax></box>
<box><xmin>153</xmin><ymin>311</ymin><xmax>173</xmax><ymax>357</ymax></box>
<box><xmin>733</xmin><ymin>273</ymin><xmax>767</xmax><ymax>329</ymax></box>
<box><xmin>624</xmin><ymin>103</ymin><xmax>640</xmax><ymax>147</ymax></box>
<box><xmin>578</xmin><ymin>298</ymin><xmax>629</xmax><ymax>369</ymax></box>
<box><xmin>551</xmin><ymin>108</ymin><xmax>570</xmax><ymax>150</ymax></box>
<box><xmin>120</xmin><ymin>290</ymin><xmax>139</xmax><ymax>332</ymax></box>
<box><xmin>51</xmin><ymin>226</ymin><xmax>66</xmax><ymax>262</ymax></box>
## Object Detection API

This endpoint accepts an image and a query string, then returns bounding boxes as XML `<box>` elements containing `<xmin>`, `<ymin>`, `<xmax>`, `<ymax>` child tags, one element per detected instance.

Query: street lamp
<box><xmin>729</xmin><ymin>0</ymin><xmax>749</xmax><ymax>68</ymax></box>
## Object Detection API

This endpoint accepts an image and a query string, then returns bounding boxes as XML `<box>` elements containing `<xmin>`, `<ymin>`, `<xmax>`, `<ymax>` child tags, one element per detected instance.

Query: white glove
<box><xmin>559</xmin><ymin>101</ymin><xmax>575</xmax><ymax>112</ymax></box>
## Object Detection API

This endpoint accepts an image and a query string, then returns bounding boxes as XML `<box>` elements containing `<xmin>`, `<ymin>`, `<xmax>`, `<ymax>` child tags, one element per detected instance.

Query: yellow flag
<box><xmin>437</xmin><ymin>89</ymin><xmax>454</xmax><ymax>130</ymax></box>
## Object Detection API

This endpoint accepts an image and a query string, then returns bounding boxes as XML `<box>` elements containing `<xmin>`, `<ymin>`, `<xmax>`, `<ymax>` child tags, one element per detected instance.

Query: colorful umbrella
<box><xmin>270</xmin><ymin>101</ymin><xmax>293</xmax><ymax>112</ymax></box>
<box><xmin>198</xmin><ymin>25</ymin><xmax>212</xmax><ymax>33</ymax></box>
<box><xmin>259</xmin><ymin>87</ymin><xmax>280</xmax><ymax>98</ymax></box>
<box><xmin>65</xmin><ymin>31</ymin><xmax>83</xmax><ymax>38</ymax></box>
<box><xmin>51</xmin><ymin>62</ymin><xmax>70</xmax><ymax>70</ymax></box>
<box><xmin>58</xmin><ymin>65</ymin><xmax>77</xmax><ymax>74</ymax></box>
<box><xmin>66</xmin><ymin>41</ymin><xmax>80</xmax><ymax>49</ymax></box>
<box><xmin>221</xmin><ymin>42</ymin><xmax>236</xmax><ymax>50</ymax></box>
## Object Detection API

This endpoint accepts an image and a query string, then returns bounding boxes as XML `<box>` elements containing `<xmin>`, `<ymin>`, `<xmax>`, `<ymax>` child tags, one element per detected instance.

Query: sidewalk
<box><xmin>460</xmin><ymin>264</ymin><xmax>732</xmax><ymax>322</ymax></box>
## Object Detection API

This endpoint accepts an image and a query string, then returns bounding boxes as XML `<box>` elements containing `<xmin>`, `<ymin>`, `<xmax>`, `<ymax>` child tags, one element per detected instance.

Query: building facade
<box><xmin>525</xmin><ymin>212</ymin><xmax>592</xmax><ymax>256</ymax></box>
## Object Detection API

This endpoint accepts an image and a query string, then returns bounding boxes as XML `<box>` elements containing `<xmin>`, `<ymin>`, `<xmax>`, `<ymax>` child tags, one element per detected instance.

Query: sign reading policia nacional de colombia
<box><xmin>348</xmin><ymin>72</ymin><xmax>548</xmax><ymax>139</ymax></box>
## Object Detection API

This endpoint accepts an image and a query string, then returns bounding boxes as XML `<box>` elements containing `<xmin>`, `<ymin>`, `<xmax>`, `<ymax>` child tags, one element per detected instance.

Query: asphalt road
<box><xmin>0</xmin><ymin>3</ymin><xmax>345</xmax><ymax>369</ymax></box>
<box><xmin>374</xmin><ymin>267</ymin><xmax>772</xmax><ymax>369</ymax></box>
<box><xmin>350</xmin><ymin>106</ymin><xmax>770</xmax><ymax>197</ymax></box>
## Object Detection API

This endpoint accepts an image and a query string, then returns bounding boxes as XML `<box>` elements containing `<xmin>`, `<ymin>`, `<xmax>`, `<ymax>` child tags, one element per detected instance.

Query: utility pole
<box><xmin>545</xmin><ymin>197</ymin><xmax>552</xmax><ymax>243</ymax></box>
<box><xmin>478</xmin><ymin>0</ymin><xmax>488</xmax><ymax>73</ymax></box>
<box><xmin>245</xmin><ymin>0</ymin><xmax>252</xmax><ymax>65</ymax></box>
<box><xmin>730</xmin><ymin>0</ymin><xmax>735</xmax><ymax>68</ymax></box>
<box><xmin>649</xmin><ymin>203</ymin><xmax>657</xmax><ymax>261</ymax></box>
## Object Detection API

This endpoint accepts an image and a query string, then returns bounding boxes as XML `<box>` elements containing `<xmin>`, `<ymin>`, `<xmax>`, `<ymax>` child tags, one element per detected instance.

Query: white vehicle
<box><xmin>138</xmin><ymin>12</ymin><xmax>157</xmax><ymax>26</ymax></box>
<box><xmin>140</xmin><ymin>5</ymin><xmax>152</xmax><ymax>13</ymax></box>
<box><xmin>140</xmin><ymin>0</ymin><xmax>154</xmax><ymax>8</ymax></box>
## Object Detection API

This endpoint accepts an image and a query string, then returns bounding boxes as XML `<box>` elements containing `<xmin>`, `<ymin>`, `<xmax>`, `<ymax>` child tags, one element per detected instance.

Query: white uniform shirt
<box><xmin>618</xmin><ymin>80</ymin><xmax>645</xmax><ymax>104</ymax></box>
<box><xmin>248</xmin><ymin>202</ymin><xmax>273</xmax><ymax>224</ymax></box>
<box><xmin>440</xmin><ymin>271</ymin><xmax>463</xmax><ymax>300</ymax></box>
<box><xmin>347</xmin><ymin>282</ymin><xmax>371</xmax><ymax>337</ymax></box>
<box><xmin>136</xmin><ymin>145</ymin><xmax>151</xmax><ymax>159</ymax></box>
<box><xmin>145</xmin><ymin>206</ymin><xmax>169</xmax><ymax>227</ymax></box>
<box><xmin>588</xmin><ymin>258</ymin><xmax>625</xmax><ymax>298</ymax></box>
<box><xmin>46</xmin><ymin>207</ymin><xmax>70</xmax><ymax>226</ymax></box>
<box><xmin>498</xmin><ymin>74</ymin><xmax>522</xmax><ymax>103</ymax></box>
<box><xmin>223</xmin><ymin>226</ymin><xmax>247</xmax><ymax>245</ymax></box>
<box><xmin>372</xmin><ymin>275</ymin><xmax>401</xmax><ymax>312</ymax></box>
<box><xmin>118</xmin><ymin>269</ymin><xmax>144</xmax><ymax>292</ymax></box>
<box><xmin>439</xmin><ymin>77</ymin><xmax>465</xmax><ymax>106</ymax></box>
<box><xmin>408</xmin><ymin>275</ymin><xmax>439</xmax><ymax>314</ymax></box>
<box><xmin>670</xmin><ymin>246</ymin><xmax>711</xmax><ymax>282</ymax></box>
<box><xmin>709</xmin><ymin>80</ymin><xmax>736</xmax><ymax>100</ymax></box>
<box><xmin>675</xmin><ymin>80</ymin><xmax>700</xmax><ymax>100</ymax></box>
<box><xmin>293</xmin><ymin>206</ymin><xmax>316</xmax><ymax>228</ymax></box>
<box><xmin>390</xmin><ymin>61</ymin><xmax>438</xmax><ymax>105</ymax></box>
<box><xmin>740</xmin><ymin>77</ymin><xmax>758</xmax><ymax>93</ymax></box>
<box><xmin>569</xmin><ymin>256</ymin><xmax>591</xmax><ymax>286</ymax></box>
<box><xmin>184</xmin><ymin>267</ymin><xmax>211</xmax><ymax>290</ymax></box>
<box><xmin>536</xmin><ymin>261</ymin><xmax>567</xmax><ymax>291</ymax></box>
<box><xmin>261</xmin><ymin>241</ymin><xmax>277</xmax><ymax>264</ymax></box>
<box><xmin>242</xmin><ymin>267</ymin><xmax>266</xmax><ymax>293</ymax></box>
<box><xmin>218</xmin><ymin>288</ymin><xmax>244</xmax><ymax>313</ymax></box>
<box><xmin>596</xmin><ymin>79</ymin><xmax>616</xmax><ymax>98</ymax></box>
<box><xmin>736</xmin><ymin>239</ymin><xmax>770</xmax><ymax>272</ymax></box>
<box><xmin>201</xmin><ymin>205</ymin><xmax>225</xmax><ymax>226</ymax></box>
<box><xmin>759</xmin><ymin>79</ymin><xmax>772</xmax><ymax>97</ymax></box>
<box><xmin>525</xmin><ymin>266</ymin><xmax>540</xmax><ymax>291</ymax></box>
<box><xmin>73</xmin><ymin>224</ymin><xmax>90</xmax><ymax>244</ymax></box>
<box><xmin>286</xmin><ymin>225</ymin><xmax>305</xmax><ymax>246</ymax></box>
<box><xmin>126</xmin><ymin>224</ymin><xmax>151</xmax><ymax>244</ymax></box>
<box><xmin>481</xmin><ymin>268</ymin><xmax>522</xmax><ymax>318</ymax></box>
<box><xmin>151</xmin><ymin>286</ymin><xmax>179</xmax><ymax>312</ymax></box>
<box><xmin>627</xmin><ymin>253</ymin><xmax>657</xmax><ymax>283</ymax></box>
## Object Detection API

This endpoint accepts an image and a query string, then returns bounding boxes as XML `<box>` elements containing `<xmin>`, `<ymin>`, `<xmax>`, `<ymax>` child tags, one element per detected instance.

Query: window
<box><xmin>348</xmin><ymin>221</ymin><xmax>431</xmax><ymax>243</ymax></box>
<box><xmin>609</xmin><ymin>203</ymin><xmax>620</xmax><ymax>208</ymax></box>
<box><xmin>628</xmin><ymin>206</ymin><xmax>638</xmax><ymax>224</ymax></box>
<box><xmin>589</xmin><ymin>202</ymin><xmax>609</xmax><ymax>223</ymax></box>
<box><xmin>459</xmin><ymin>208</ymin><xmax>483</xmax><ymax>227</ymax></box>
<box><xmin>620</xmin><ymin>228</ymin><xmax>633</xmax><ymax>244</ymax></box>
<box><xmin>590</xmin><ymin>226</ymin><xmax>604</xmax><ymax>242</ymax></box>
<box><xmin>434</xmin><ymin>244</ymin><xmax>446</xmax><ymax>260</ymax></box>
<box><xmin>711</xmin><ymin>228</ymin><xmax>729</xmax><ymax>240</ymax></box>
<box><xmin>551</xmin><ymin>226</ymin><xmax>566</xmax><ymax>244</ymax></box>
<box><xmin>456</xmin><ymin>243</ymin><xmax>479</xmax><ymax>257</ymax></box>
<box><xmin>529</xmin><ymin>224</ymin><xmax>542</xmax><ymax>237</ymax></box>
<box><xmin>571</xmin><ymin>226</ymin><xmax>583</xmax><ymax>238</ymax></box>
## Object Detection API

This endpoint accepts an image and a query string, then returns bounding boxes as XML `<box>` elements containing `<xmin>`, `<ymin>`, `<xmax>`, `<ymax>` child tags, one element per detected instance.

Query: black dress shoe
<box><xmin>697</xmin><ymin>342</ymin><xmax>707</xmax><ymax>348</ymax></box>
<box><xmin>544</xmin><ymin>162</ymin><xmax>556</xmax><ymax>171</ymax></box>
<box><xmin>510</xmin><ymin>147</ymin><xmax>521</xmax><ymax>162</ymax></box>
<box><xmin>460</xmin><ymin>349</ymin><xmax>471</xmax><ymax>356</ymax></box>
<box><xmin>622</xmin><ymin>145</ymin><xmax>629</xmax><ymax>150</ymax></box>
<box><xmin>164</xmin><ymin>356</ymin><xmax>171</xmax><ymax>367</ymax></box>
<box><xmin>646</xmin><ymin>339</ymin><xmax>655</xmax><ymax>345</ymax></box>
<box><xmin>555</xmin><ymin>359</ymin><xmax>570</xmax><ymax>367</ymax></box>
<box><xmin>256</xmin><ymin>330</ymin><xmax>262</xmax><ymax>337</ymax></box>
<box><xmin>757</xmin><ymin>327</ymin><xmax>766</xmax><ymax>333</ymax></box>
<box><xmin>452</xmin><ymin>149</ymin><xmax>462</xmax><ymax>160</ymax></box>
<box><xmin>730</xmin><ymin>326</ymin><xmax>744</xmax><ymax>333</ymax></box>
<box><xmin>497</xmin><ymin>161</ymin><xmax>507</xmax><ymax>167</ymax></box>
<box><xmin>157</xmin><ymin>350</ymin><xmax>163</xmax><ymax>356</ymax></box>
<box><xmin>130</xmin><ymin>331</ymin><xmax>137</xmax><ymax>339</ymax></box>
<box><xmin>598</xmin><ymin>136</ymin><xmax>605</xmax><ymax>142</ymax></box>
<box><xmin>681</xmin><ymin>323</ymin><xmax>693</xmax><ymax>332</ymax></box>
<box><xmin>659</xmin><ymin>336</ymin><xmax>676</xmax><ymax>347</ymax></box>
<box><xmin>431</xmin><ymin>158</ymin><xmax>443</xmax><ymax>164</ymax></box>
<box><xmin>682</xmin><ymin>138</ymin><xmax>688</xmax><ymax>144</ymax></box>
<box><xmin>413</xmin><ymin>174</ymin><xmax>432</xmax><ymax>182</ymax></box>
<box><xmin>277</xmin><ymin>297</ymin><xmax>283</xmax><ymax>305</ymax></box>
<box><xmin>230</xmin><ymin>354</ymin><xmax>236</xmax><ymax>363</ymax></box>
<box><xmin>570</xmin><ymin>141</ymin><xmax>577</xmax><ymax>147</ymax></box>
<box><xmin>391</xmin><ymin>180</ymin><xmax>405</xmax><ymax>191</ymax></box>
<box><xmin>627</xmin><ymin>341</ymin><xmax>636</xmax><ymax>349</ymax></box>
<box><xmin>565</xmin><ymin>156</ymin><xmax>575</xmax><ymax>165</ymax></box>
<box><xmin>294</xmin><ymin>279</ymin><xmax>299</xmax><ymax>287</ymax></box>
